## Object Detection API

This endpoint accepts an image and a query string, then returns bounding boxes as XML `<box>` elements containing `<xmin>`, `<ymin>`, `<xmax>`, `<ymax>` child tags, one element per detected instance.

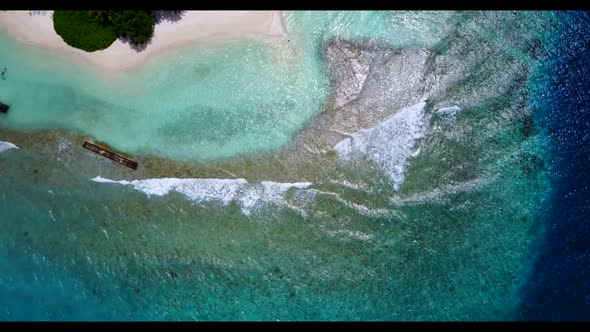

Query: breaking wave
<box><xmin>333</xmin><ymin>101</ymin><xmax>427</xmax><ymax>190</ymax></box>
<box><xmin>92</xmin><ymin>176</ymin><xmax>313</xmax><ymax>216</ymax></box>
<box><xmin>0</xmin><ymin>141</ymin><xmax>18</xmax><ymax>153</ymax></box>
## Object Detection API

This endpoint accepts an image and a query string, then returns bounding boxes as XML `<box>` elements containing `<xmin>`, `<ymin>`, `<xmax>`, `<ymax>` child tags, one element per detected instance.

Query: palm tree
<box><xmin>89</xmin><ymin>10</ymin><xmax>114</xmax><ymax>26</ymax></box>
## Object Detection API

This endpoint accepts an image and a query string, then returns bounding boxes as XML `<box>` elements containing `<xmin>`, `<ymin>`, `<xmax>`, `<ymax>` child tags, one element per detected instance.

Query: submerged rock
<box><xmin>522</xmin><ymin>114</ymin><xmax>534</xmax><ymax>138</ymax></box>
<box><xmin>521</xmin><ymin>152</ymin><xmax>545</xmax><ymax>175</ymax></box>
<box><xmin>527</xmin><ymin>38</ymin><xmax>543</xmax><ymax>60</ymax></box>
<box><xmin>322</xmin><ymin>39</ymin><xmax>372</xmax><ymax>111</ymax></box>
<box><xmin>322</xmin><ymin>39</ymin><xmax>432</xmax><ymax>117</ymax></box>
<box><xmin>295</xmin><ymin>39</ymin><xmax>435</xmax><ymax>157</ymax></box>
<box><xmin>0</xmin><ymin>102</ymin><xmax>9</xmax><ymax>113</ymax></box>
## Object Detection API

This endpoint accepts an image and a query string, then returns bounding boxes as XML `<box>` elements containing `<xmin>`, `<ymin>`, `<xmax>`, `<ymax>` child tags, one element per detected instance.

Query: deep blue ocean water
<box><xmin>517</xmin><ymin>11</ymin><xmax>590</xmax><ymax>320</ymax></box>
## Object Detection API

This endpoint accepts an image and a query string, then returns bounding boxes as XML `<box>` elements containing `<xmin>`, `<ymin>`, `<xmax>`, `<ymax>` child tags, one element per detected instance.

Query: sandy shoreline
<box><xmin>0</xmin><ymin>10</ymin><xmax>287</xmax><ymax>73</ymax></box>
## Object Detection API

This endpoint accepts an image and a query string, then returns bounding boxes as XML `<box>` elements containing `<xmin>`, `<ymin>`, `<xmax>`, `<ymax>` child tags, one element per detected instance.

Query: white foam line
<box><xmin>303</xmin><ymin>143</ymin><xmax>321</xmax><ymax>155</ymax></box>
<box><xmin>326</xmin><ymin>128</ymin><xmax>354</xmax><ymax>138</ymax></box>
<box><xmin>310</xmin><ymin>188</ymin><xmax>399</xmax><ymax>218</ymax></box>
<box><xmin>326</xmin><ymin>229</ymin><xmax>374</xmax><ymax>242</ymax></box>
<box><xmin>284</xmin><ymin>201</ymin><xmax>309</xmax><ymax>218</ymax></box>
<box><xmin>92</xmin><ymin>176</ymin><xmax>313</xmax><ymax>216</ymax></box>
<box><xmin>436</xmin><ymin>105</ymin><xmax>461</xmax><ymax>118</ymax></box>
<box><xmin>390</xmin><ymin>176</ymin><xmax>495</xmax><ymax>205</ymax></box>
<box><xmin>334</xmin><ymin>101</ymin><xmax>428</xmax><ymax>191</ymax></box>
<box><xmin>327</xmin><ymin>179</ymin><xmax>370</xmax><ymax>191</ymax></box>
<box><xmin>219</xmin><ymin>168</ymin><xmax>238</xmax><ymax>179</ymax></box>
<box><xmin>0</xmin><ymin>141</ymin><xmax>19</xmax><ymax>153</ymax></box>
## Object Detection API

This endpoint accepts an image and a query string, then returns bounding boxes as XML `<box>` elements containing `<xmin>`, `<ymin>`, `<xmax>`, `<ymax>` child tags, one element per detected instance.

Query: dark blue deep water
<box><xmin>518</xmin><ymin>11</ymin><xmax>590</xmax><ymax>320</ymax></box>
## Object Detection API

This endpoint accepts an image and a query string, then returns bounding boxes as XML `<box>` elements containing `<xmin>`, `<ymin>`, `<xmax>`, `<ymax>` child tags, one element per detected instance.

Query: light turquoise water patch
<box><xmin>284</xmin><ymin>11</ymin><xmax>458</xmax><ymax>48</ymax></box>
<box><xmin>0</xmin><ymin>32</ymin><xmax>327</xmax><ymax>161</ymax></box>
<box><xmin>0</xmin><ymin>12</ymin><xmax>459</xmax><ymax>162</ymax></box>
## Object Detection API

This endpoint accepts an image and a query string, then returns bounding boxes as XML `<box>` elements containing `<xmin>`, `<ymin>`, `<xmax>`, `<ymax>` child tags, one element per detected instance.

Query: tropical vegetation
<box><xmin>53</xmin><ymin>10</ymin><xmax>174</xmax><ymax>52</ymax></box>
<box><xmin>52</xmin><ymin>11</ymin><xmax>118</xmax><ymax>52</ymax></box>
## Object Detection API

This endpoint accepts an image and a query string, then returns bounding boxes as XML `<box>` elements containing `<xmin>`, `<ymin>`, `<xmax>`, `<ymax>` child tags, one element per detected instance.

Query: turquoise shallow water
<box><xmin>0</xmin><ymin>33</ymin><xmax>325</xmax><ymax>161</ymax></box>
<box><xmin>0</xmin><ymin>11</ymin><xmax>457</xmax><ymax>161</ymax></box>
<box><xmin>0</xmin><ymin>11</ymin><xmax>560</xmax><ymax>320</ymax></box>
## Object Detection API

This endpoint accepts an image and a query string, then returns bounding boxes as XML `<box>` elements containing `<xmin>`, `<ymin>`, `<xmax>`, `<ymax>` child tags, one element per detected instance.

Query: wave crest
<box><xmin>92</xmin><ymin>176</ymin><xmax>313</xmax><ymax>216</ymax></box>
<box><xmin>333</xmin><ymin>101</ymin><xmax>427</xmax><ymax>190</ymax></box>
<box><xmin>0</xmin><ymin>141</ymin><xmax>19</xmax><ymax>153</ymax></box>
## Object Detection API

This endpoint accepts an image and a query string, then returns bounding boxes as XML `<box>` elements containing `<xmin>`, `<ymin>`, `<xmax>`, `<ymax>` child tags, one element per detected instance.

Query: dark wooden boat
<box><xmin>0</xmin><ymin>102</ymin><xmax>9</xmax><ymax>113</ymax></box>
<box><xmin>82</xmin><ymin>141</ymin><xmax>138</xmax><ymax>170</ymax></box>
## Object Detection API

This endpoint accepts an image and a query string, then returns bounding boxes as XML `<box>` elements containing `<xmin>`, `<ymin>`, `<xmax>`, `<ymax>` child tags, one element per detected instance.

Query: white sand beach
<box><xmin>0</xmin><ymin>11</ymin><xmax>287</xmax><ymax>73</ymax></box>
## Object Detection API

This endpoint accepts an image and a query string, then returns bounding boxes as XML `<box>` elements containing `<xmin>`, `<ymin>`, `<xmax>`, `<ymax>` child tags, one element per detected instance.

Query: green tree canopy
<box><xmin>109</xmin><ymin>11</ymin><xmax>156</xmax><ymax>45</ymax></box>
<box><xmin>53</xmin><ymin>11</ymin><xmax>118</xmax><ymax>52</ymax></box>
<box><xmin>55</xmin><ymin>10</ymin><xmax>158</xmax><ymax>51</ymax></box>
